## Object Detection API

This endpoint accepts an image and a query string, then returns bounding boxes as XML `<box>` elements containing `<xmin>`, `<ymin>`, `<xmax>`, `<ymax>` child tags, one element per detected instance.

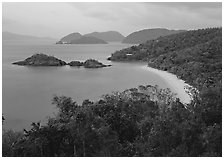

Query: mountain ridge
<box><xmin>70</xmin><ymin>36</ymin><xmax>108</xmax><ymax>44</ymax></box>
<box><xmin>84</xmin><ymin>31</ymin><xmax>125</xmax><ymax>42</ymax></box>
<box><xmin>122</xmin><ymin>28</ymin><xmax>186</xmax><ymax>44</ymax></box>
<box><xmin>56</xmin><ymin>31</ymin><xmax>125</xmax><ymax>44</ymax></box>
<box><xmin>57</xmin><ymin>32</ymin><xmax>82</xmax><ymax>44</ymax></box>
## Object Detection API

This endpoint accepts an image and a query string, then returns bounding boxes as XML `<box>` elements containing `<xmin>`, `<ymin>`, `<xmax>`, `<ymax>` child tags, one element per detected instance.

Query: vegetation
<box><xmin>83</xmin><ymin>31</ymin><xmax>125</xmax><ymax>42</ymax></box>
<box><xmin>56</xmin><ymin>31</ymin><xmax>124</xmax><ymax>44</ymax></box>
<box><xmin>12</xmin><ymin>53</ymin><xmax>67</xmax><ymax>66</ymax></box>
<box><xmin>108</xmin><ymin>28</ymin><xmax>221</xmax><ymax>62</ymax></box>
<box><xmin>122</xmin><ymin>28</ymin><xmax>185</xmax><ymax>44</ymax></box>
<box><xmin>2</xmin><ymin>84</ymin><xmax>222</xmax><ymax>156</ymax></box>
<box><xmin>13</xmin><ymin>54</ymin><xmax>111</xmax><ymax>68</ymax></box>
<box><xmin>56</xmin><ymin>32</ymin><xmax>82</xmax><ymax>44</ymax></box>
<box><xmin>3</xmin><ymin>28</ymin><xmax>222</xmax><ymax>156</ymax></box>
<box><xmin>67</xmin><ymin>59</ymin><xmax>111</xmax><ymax>68</ymax></box>
<box><xmin>67</xmin><ymin>61</ymin><xmax>84</xmax><ymax>67</ymax></box>
<box><xmin>70</xmin><ymin>36</ymin><xmax>108</xmax><ymax>44</ymax></box>
<box><xmin>83</xmin><ymin>59</ymin><xmax>111</xmax><ymax>68</ymax></box>
<box><xmin>147</xmin><ymin>30</ymin><xmax>221</xmax><ymax>90</ymax></box>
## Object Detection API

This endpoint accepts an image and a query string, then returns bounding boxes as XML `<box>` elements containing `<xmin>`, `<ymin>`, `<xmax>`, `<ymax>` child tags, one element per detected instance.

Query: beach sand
<box><xmin>142</xmin><ymin>66</ymin><xmax>192</xmax><ymax>104</ymax></box>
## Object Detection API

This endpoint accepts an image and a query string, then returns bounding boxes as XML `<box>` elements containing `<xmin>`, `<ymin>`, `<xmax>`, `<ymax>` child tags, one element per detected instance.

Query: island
<box><xmin>56</xmin><ymin>31</ymin><xmax>124</xmax><ymax>44</ymax></box>
<box><xmin>56</xmin><ymin>32</ymin><xmax>82</xmax><ymax>44</ymax></box>
<box><xmin>67</xmin><ymin>61</ymin><xmax>83</xmax><ymax>67</ymax></box>
<box><xmin>70</xmin><ymin>36</ymin><xmax>108</xmax><ymax>44</ymax></box>
<box><xmin>68</xmin><ymin>59</ymin><xmax>111</xmax><ymax>68</ymax></box>
<box><xmin>83</xmin><ymin>59</ymin><xmax>111</xmax><ymax>68</ymax></box>
<box><xmin>83</xmin><ymin>31</ymin><xmax>125</xmax><ymax>42</ymax></box>
<box><xmin>12</xmin><ymin>53</ymin><xmax>67</xmax><ymax>66</ymax></box>
<box><xmin>13</xmin><ymin>53</ymin><xmax>111</xmax><ymax>68</ymax></box>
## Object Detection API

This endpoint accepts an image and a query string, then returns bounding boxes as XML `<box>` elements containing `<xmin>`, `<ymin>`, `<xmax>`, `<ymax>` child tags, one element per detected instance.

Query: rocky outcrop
<box><xmin>12</xmin><ymin>54</ymin><xmax>67</xmax><ymax>66</ymax></box>
<box><xmin>83</xmin><ymin>59</ymin><xmax>111</xmax><ymax>68</ymax></box>
<box><xmin>67</xmin><ymin>61</ymin><xmax>83</xmax><ymax>67</ymax></box>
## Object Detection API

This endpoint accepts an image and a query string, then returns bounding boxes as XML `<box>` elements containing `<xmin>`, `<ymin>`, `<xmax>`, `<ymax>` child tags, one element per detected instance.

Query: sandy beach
<box><xmin>141</xmin><ymin>65</ymin><xmax>192</xmax><ymax>104</ymax></box>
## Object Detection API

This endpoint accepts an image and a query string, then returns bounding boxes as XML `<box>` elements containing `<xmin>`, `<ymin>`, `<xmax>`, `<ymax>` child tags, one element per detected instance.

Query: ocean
<box><xmin>2</xmin><ymin>41</ymin><xmax>182</xmax><ymax>131</ymax></box>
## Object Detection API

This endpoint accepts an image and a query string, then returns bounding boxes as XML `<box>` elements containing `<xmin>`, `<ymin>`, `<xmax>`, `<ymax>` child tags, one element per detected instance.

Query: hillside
<box><xmin>84</xmin><ymin>31</ymin><xmax>125</xmax><ymax>42</ymax></box>
<box><xmin>56</xmin><ymin>31</ymin><xmax>124</xmax><ymax>44</ymax></box>
<box><xmin>109</xmin><ymin>27</ymin><xmax>222</xmax><ymax>129</ymax></box>
<box><xmin>56</xmin><ymin>32</ymin><xmax>82</xmax><ymax>44</ymax></box>
<box><xmin>70</xmin><ymin>36</ymin><xmax>108</xmax><ymax>44</ymax></box>
<box><xmin>109</xmin><ymin>28</ymin><xmax>221</xmax><ymax>62</ymax></box>
<box><xmin>3</xmin><ymin>27</ymin><xmax>222</xmax><ymax>157</ymax></box>
<box><xmin>148</xmin><ymin>35</ymin><xmax>222</xmax><ymax>90</ymax></box>
<box><xmin>122</xmin><ymin>28</ymin><xmax>185</xmax><ymax>44</ymax></box>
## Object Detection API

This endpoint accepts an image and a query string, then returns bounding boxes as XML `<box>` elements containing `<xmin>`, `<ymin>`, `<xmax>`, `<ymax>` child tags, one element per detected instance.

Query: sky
<box><xmin>2</xmin><ymin>2</ymin><xmax>222</xmax><ymax>39</ymax></box>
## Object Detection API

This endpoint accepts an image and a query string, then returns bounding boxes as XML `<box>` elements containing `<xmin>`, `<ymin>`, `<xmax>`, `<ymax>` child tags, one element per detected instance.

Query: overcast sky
<box><xmin>2</xmin><ymin>2</ymin><xmax>222</xmax><ymax>38</ymax></box>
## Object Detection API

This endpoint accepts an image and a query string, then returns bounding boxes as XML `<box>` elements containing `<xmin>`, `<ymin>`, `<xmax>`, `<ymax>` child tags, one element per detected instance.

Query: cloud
<box><xmin>2</xmin><ymin>2</ymin><xmax>222</xmax><ymax>38</ymax></box>
<box><xmin>83</xmin><ymin>8</ymin><xmax>119</xmax><ymax>21</ymax></box>
<box><xmin>122</xmin><ymin>2</ymin><xmax>222</xmax><ymax>30</ymax></box>
<box><xmin>68</xmin><ymin>3</ymin><xmax>145</xmax><ymax>22</ymax></box>
<box><xmin>149</xmin><ymin>2</ymin><xmax>221</xmax><ymax>10</ymax></box>
<box><xmin>147</xmin><ymin>2</ymin><xmax>222</xmax><ymax>22</ymax></box>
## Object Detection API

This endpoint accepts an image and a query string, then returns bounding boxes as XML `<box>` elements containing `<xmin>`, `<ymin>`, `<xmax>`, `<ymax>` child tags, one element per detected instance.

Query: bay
<box><xmin>2</xmin><ymin>42</ymin><xmax>184</xmax><ymax>131</ymax></box>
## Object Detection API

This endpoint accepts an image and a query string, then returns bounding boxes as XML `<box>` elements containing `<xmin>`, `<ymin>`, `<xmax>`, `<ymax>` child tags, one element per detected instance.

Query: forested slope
<box><xmin>122</xmin><ymin>28</ymin><xmax>185</xmax><ymax>44</ymax></box>
<box><xmin>3</xmin><ymin>28</ymin><xmax>222</xmax><ymax>157</ymax></box>
<box><xmin>108</xmin><ymin>27</ymin><xmax>222</xmax><ymax>97</ymax></box>
<box><xmin>108</xmin><ymin>28</ymin><xmax>221</xmax><ymax>63</ymax></box>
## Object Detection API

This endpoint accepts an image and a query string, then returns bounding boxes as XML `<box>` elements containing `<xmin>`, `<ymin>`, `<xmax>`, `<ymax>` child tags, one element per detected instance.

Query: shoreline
<box><xmin>141</xmin><ymin>65</ymin><xmax>192</xmax><ymax>104</ymax></box>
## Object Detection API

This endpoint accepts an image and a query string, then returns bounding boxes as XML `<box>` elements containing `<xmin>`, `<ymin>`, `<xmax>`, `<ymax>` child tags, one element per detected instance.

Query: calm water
<box><xmin>3</xmin><ymin>42</ymin><xmax>173</xmax><ymax>131</ymax></box>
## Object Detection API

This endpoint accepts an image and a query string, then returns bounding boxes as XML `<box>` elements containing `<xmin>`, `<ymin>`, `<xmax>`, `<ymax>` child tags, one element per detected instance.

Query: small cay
<box><xmin>67</xmin><ymin>61</ymin><xmax>83</xmax><ymax>67</ymax></box>
<box><xmin>68</xmin><ymin>59</ymin><xmax>111</xmax><ymax>68</ymax></box>
<box><xmin>12</xmin><ymin>53</ymin><xmax>66</xmax><ymax>66</ymax></box>
<box><xmin>83</xmin><ymin>59</ymin><xmax>111</xmax><ymax>68</ymax></box>
<box><xmin>13</xmin><ymin>53</ymin><xmax>111</xmax><ymax>68</ymax></box>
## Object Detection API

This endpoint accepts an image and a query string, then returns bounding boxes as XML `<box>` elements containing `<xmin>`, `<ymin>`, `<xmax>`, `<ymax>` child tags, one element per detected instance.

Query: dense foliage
<box><xmin>148</xmin><ymin>33</ymin><xmax>221</xmax><ymax>89</ymax></box>
<box><xmin>108</xmin><ymin>28</ymin><xmax>221</xmax><ymax>62</ymax></box>
<box><xmin>3</xmin><ymin>28</ymin><xmax>222</xmax><ymax>156</ymax></box>
<box><xmin>2</xmin><ymin>85</ymin><xmax>222</xmax><ymax>156</ymax></box>
<box><xmin>122</xmin><ymin>28</ymin><xmax>185</xmax><ymax>44</ymax></box>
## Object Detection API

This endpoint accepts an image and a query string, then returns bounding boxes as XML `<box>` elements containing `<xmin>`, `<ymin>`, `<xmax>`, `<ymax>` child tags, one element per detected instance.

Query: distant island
<box><xmin>122</xmin><ymin>28</ymin><xmax>186</xmax><ymax>44</ymax></box>
<box><xmin>12</xmin><ymin>53</ymin><xmax>111</xmax><ymax>68</ymax></box>
<box><xmin>70</xmin><ymin>36</ymin><xmax>108</xmax><ymax>44</ymax></box>
<box><xmin>56</xmin><ymin>29</ymin><xmax>186</xmax><ymax>44</ymax></box>
<box><xmin>56</xmin><ymin>31</ymin><xmax>124</xmax><ymax>44</ymax></box>
<box><xmin>84</xmin><ymin>31</ymin><xmax>125</xmax><ymax>42</ymax></box>
<box><xmin>56</xmin><ymin>32</ymin><xmax>82</xmax><ymax>44</ymax></box>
